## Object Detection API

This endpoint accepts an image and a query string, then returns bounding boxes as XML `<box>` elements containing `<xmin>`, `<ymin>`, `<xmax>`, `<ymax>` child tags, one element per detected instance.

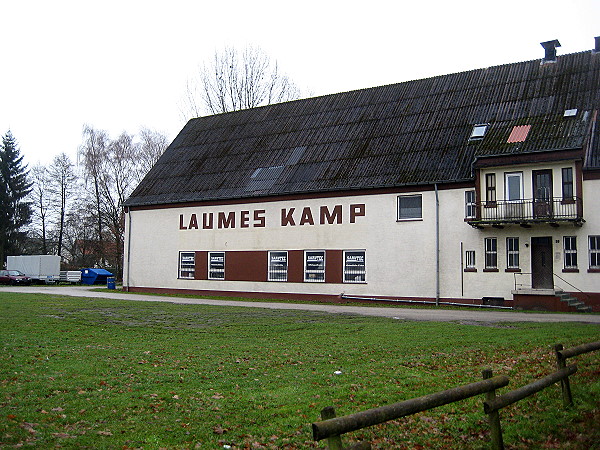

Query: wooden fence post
<box><xmin>554</xmin><ymin>344</ymin><xmax>573</xmax><ymax>407</ymax></box>
<box><xmin>321</xmin><ymin>406</ymin><xmax>344</xmax><ymax>450</ymax></box>
<box><xmin>483</xmin><ymin>369</ymin><xmax>504</xmax><ymax>450</ymax></box>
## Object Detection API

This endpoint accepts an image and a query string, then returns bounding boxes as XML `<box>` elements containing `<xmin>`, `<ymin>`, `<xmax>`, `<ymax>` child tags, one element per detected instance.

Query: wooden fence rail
<box><xmin>483</xmin><ymin>366</ymin><xmax>577</xmax><ymax>449</ymax></box>
<box><xmin>312</xmin><ymin>375</ymin><xmax>509</xmax><ymax>447</ymax></box>
<box><xmin>310</xmin><ymin>341</ymin><xmax>599</xmax><ymax>449</ymax></box>
<box><xmin>555</xmin><ymin>340</ymin><xmax>600</xmax><ymax>406</ymax></box>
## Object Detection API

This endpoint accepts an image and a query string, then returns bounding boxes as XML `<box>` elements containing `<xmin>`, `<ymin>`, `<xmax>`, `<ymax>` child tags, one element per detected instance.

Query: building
<box><xmin>124</xmin><ymin>39</ymin><xmax>600</xmax><ymax>312</ymax></box>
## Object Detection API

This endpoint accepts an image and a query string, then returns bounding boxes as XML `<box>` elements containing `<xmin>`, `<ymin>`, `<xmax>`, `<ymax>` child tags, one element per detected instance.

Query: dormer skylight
<box><xmin>563</xmin><ymin>109</ymin><xmax>577</xmax><ymax>117</ymax></box>
<box><xmin>469</xmin><ymin>124</ymin><xmax>488</xmax><ymax>140</ymax></box>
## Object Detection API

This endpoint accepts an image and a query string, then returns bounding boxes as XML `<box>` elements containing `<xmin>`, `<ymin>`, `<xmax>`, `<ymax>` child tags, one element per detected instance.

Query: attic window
<box><xmin>564</xmin><ymin>109</ymin><xmax>577</xmax><ymax>117</ymax></box>
<box><xmin>470</xmin><ymin>124</ymin><xmax>488</xmax><ymax>140</ymax></box>
<box><xmin>507</xmin><ymin>125</ymin><xmax>531</xmax><ymax>143</ymax></box>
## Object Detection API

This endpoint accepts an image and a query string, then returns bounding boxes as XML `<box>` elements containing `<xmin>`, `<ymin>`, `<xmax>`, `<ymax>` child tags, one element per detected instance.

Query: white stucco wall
<box><xmin>124</xmin><ymin>177</ymin><xmax>599</xmax><ymax>300</ymax></box>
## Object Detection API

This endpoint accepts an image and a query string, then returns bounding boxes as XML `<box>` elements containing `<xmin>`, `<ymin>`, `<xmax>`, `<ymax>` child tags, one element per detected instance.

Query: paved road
<box><xmin>1</xmin><ymin>285</ymin><xmax>599</xmax><ymax>324</ymax></box>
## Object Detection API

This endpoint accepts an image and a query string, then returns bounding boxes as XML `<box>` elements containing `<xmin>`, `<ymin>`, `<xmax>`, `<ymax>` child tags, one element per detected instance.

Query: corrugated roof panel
<box><xmin>507</xmin><ymin>125</ymin><xmax>532</xmax><ymax>143</ymax></box>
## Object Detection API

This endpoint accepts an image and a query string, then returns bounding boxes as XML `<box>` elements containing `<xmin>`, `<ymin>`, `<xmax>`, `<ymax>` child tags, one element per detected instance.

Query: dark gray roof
<box><xmin>126</xmin><ymin>50</ymin><xmax>600</xmax><ymax>207</ymax></box>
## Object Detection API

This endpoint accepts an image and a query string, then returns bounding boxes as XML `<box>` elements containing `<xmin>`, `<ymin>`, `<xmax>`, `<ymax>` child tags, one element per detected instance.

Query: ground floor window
<box><xmin>590</xmin><ymin>236</ymin><xmax>600</xmax><ymax>269</ymax></box>
<box><xmin>178</xmin><ymin>252</ymin><xmax>195</xmax><ymax>279</ymax></box>
<box><xmin>268</xmin><ymin>251</ymin><xmax>288</xmax><ymax>281</ymax></box>
<box><xmin>465</xmin><ymin>250</ymin><xmax>476</xmax><ymax>269</ymax></box>
<box><xmin>506</xmin><ymin>237</ymin><xmax>519</xmax><ymax>269</ymax></box>
<box><xmin>563</xmin><ymin>236</ymin><xmax>577</xmax><ymax>269</ymax></box>
<box><xmin>485</xmin><ymin>237</ymin><xmax>498</xmax><ymax>269</ymax></box>
<box><xmin>208</xmin><ymin>252</ymin><xmax>225</xmax><ymax>280</ymax></box>
<box><xmin>343</xmin><ymin>250</ymin><xmax>366</xmax><ymax>283</ymax></box>
<box><xmin>304</xmin><ymin>250</ymin><xmax>325</xmax><ymax>282</ymax></box>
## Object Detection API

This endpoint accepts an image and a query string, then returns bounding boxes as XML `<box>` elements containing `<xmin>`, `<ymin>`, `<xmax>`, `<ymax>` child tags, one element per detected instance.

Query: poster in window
<box><xmin>179</xmin><ymin>252</ymin><xmax>195</xmax><ymax>279</ymax></box>
<box><xmin>305</xmin><ymin>251</ymin><xmax>325</xmax><ymax>282</ymax></box>
<box><xmin>210</xmin><ymin>253</ymin><xmax>225</xmax><ymax>269</ymax></box>
<box><xmin>209</xmin><ymin>252</ymin><xmax>225</xmax><ymax>279</ymax></box>
<box><xmin>269</xmin><ymin>251</ymin><xmax>288</xmax><ymax>281</ymax></box>
<box><xmin>305</xmin><ymin>251</ymin><xmax>324</xmax><ymax>270</ymax></box>
<box><xmin>269</xmin><ymin>251</ymin><xmax>287</xmax><ymax>270</ymax></box>
<box><xmin>344</xmin><ymin>251</ymin><xmax>365</xmax><ymax>282</ymax></box>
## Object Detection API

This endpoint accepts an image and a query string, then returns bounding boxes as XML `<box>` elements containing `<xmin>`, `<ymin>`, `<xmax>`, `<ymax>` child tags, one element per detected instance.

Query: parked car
<box><xmin>0</xmin><ymin>270</ymin><xmax>32</xmax><ymax>285</ymax></box>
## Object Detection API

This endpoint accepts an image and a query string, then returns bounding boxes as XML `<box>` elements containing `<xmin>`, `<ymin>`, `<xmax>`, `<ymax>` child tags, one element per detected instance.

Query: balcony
<box><xmin>466</xmin><ymin>197</ymin><xmax>584</xmax><ymax>228</ymax></box>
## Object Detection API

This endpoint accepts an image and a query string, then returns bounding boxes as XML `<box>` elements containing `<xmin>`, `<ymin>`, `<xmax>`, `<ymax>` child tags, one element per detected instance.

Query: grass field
<box><xmin>1</xmin><ymin>292</ymin><xmax>599</xmax><ymax>449</ymax></box>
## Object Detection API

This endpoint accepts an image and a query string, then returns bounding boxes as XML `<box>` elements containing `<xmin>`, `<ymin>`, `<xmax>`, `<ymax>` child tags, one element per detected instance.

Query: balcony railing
<box><xmin>466</xmin><ymin>197</ymin><xmax>584</xmax><ymax>228</ymax></box>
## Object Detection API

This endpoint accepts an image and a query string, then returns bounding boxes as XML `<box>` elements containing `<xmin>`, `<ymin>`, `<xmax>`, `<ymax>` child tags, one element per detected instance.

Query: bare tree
<box><xmin>137</xmin><ymin>128</ymin><xmax>169</xmax><ymax>177</ymax></box>
<box><xmin>73</xmin><ymin>127</ymin><xmax>168</xmax><ymax>276</ymax></box>
<box><xmin>47</xmin><ymin>153</ymin><xmax>77</xmax><ymax>257</ymax></box>
<box><xmin>61</xmin><ymin>199</ymin><xmax>101</xmax><ymax>269</ymax></box>
<box><xmin>97</xmin><ymin>132</ymin><xmax>140</xmax><ymax>278</ymax></box>
<box><xmin>181</xmin><ymin>46</ymin><xmax>301</xmax><ymax>119</ymax></box>
<box><xmin>78</xmin><ymin>125</ymin><xmax>109</xmax><ymax>261</ymax></box>
<box><xmin>29</xmin><ymin>164</ymin><xmax>51</xmax><ymax>254</ymax></box>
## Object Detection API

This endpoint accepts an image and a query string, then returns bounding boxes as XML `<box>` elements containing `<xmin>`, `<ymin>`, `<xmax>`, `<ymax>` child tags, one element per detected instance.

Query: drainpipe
<box><xmin>125</xmin><ymin>208</ymin><xmax>132</xmax><ymax>292</ymax></box>
<box><xmin>435</xmin><ymin>184</ymin><xmax>440</xmax><ymax>306</ymax></box>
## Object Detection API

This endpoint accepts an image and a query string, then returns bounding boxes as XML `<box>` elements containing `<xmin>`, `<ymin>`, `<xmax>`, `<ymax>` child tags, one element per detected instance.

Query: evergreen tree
<box><xmin>0</xmin><ymin>131</ymin><xmax>33</xmax><ymax>264</ymax></box>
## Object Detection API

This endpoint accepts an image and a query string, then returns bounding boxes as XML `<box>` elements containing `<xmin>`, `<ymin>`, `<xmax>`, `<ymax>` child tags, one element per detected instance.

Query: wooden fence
<box><xmin>311</xmin><ymin>340</ymin><xmax>600</xmax><ymax>449</ymax></box>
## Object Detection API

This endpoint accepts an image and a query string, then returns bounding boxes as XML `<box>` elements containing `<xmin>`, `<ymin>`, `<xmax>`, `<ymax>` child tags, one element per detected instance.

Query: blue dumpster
<box><xmin>80</xmin><ymin>268</ymin><xmax>114</xmax><ymax>285</ymax></box>
<box><xmin>107</xmin><ymin>277</ymin><xmax>116</xmax><ymax>289</ymax></box>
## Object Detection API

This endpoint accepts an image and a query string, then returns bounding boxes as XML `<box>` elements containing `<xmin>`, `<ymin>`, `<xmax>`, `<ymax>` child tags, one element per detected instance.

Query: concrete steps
<box><xmin>556</xmin><ymin>291</ymin><xmax>593</xmax><ymax>313</ymax></box>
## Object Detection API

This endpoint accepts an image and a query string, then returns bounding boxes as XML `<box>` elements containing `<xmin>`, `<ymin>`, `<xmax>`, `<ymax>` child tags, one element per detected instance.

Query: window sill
<box><xmin>396</xmin><ymin>218</ymin><xmax>423</xmax><ymax>222</ymax></box>
<box><xmin>484</xmin><ymin>203</ymin><xmax>497</xmax><ymax>208</ymax></box>
<box><xmin>588</xmin><ymin>268</ymin><xmax>600</xmax><ymax>273</ymax></box>
<box><xmin>483</xmin><ymin>268</ymin><xmax>499</xmax><ymax>272</ymax></box>
<box><xmin>562</xmin><ymin>268</ymin><xmax>579</xmax><ymax>273</ymax></box>
<box><xmin>561</xmin><ymin>198</ymin><xmax>575</xmax><ymax>205</ymax></box>
<box><xmin>464</xmin><ymin>268</ymin><xmax>477</xmax><ymax>272</ymax></box>
<box><xmin>505</xmin><ymin>268</ymin><xmax>521</xmax><ymax>273</ymax></box>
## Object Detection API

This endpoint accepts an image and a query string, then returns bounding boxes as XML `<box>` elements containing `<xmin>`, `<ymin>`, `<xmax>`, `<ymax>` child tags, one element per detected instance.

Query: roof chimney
<box><xmin>594</xmin><ymin>36</ymin><xmax>600</xmax><ymax>53</ymax></box>
<box><xmin>540</xmin><ymin>39</ymin><xmax>561</xmax><ymax>62</ymax></box>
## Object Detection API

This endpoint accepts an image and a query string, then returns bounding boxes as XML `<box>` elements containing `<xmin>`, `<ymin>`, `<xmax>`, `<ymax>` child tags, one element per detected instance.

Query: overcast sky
<box><xmin>1</xmin><ymin>0</ymin><xmax>598</xmax><ymax>168</ymax></box>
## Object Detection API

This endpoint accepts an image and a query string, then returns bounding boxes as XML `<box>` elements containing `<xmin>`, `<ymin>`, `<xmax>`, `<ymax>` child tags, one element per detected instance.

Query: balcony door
<box><xmin>531</xmin><ymin>237</ymin><xmax>553</xmax><ymax>289</ymax></box>
<box><xmin>505</xmin><ymin>172</ymin><xmax>523</xmax><ymax>219</ymax></box>
<box><xmin>533</xmin><ymin>170</ymin><xmax>553</xmax><ymax>218</ymax></box>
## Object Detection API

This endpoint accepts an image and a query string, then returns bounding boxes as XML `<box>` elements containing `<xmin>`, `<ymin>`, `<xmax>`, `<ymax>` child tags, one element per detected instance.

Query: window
<box><xmin>485</xmin><ymin>238</ymin><xmax>498</xmax><ymax>269</ymax></box>
<box><xmin>179</xmin><ymin>252</ymin><xmax>195</xmax><ymax>279</ymax></box>
<box><xmin>268</xmin><ymin>251</ymin><xmax>288</xmax><ymax>281</ymax></box>
<box><xmin>505</xmin><ymin>172</ymin><xmax>523</xmax><ymax>201</ymax></box>
<box><xmin>208</xmin><ymin>252</ymin><xmax>225</xmax><ymax>280</ymax></box>
<box><xmin>465</xmin><ymin>190</ymin><xmax>476</xmax><ymax>219</ymax></box>
<box><xmin>562</xmin><ymin>168</ymin><xmax>574</xmax><ymax>200</ymax></box>
<box><xmin>589</xmin><ymin>236</ymin><xmax>600</xmax><ymax>269</ymax></box>
<box><xmin>485</xmin><ymin>174</ymin><xmax>496</xmax><ymax>204</ymax></box>
<box><xmin>506</xmin><ymin>238</ymin><xmax>520</xmax><ymax>269</ymax></box>
<box><xmin>344</xmin><ymin>250</ymin><xmax>366</xmax><ymax>283</ymax></box>
<box><xmin>470</xmin><ymin>124</ymin><xmax>488</xmax><ymax>140</ymax></box>
<box><xmin>563</xmin><ymin>237</ymin><xmax>577</xmax><ymax>269</ymax></box>
<box><xmin>304</xmin><ymin>250</ymin><xmax>325</xmax><ymax>282</ymax></box>
<box><xmin>397</xmin><ymin>195</ymin><xmax>422</xmax><ymax>220</ymax></box>
<box><xmin>465</xmin><ymin>250</ymin><xmax>476</xmax><ymax>269</ymax></box>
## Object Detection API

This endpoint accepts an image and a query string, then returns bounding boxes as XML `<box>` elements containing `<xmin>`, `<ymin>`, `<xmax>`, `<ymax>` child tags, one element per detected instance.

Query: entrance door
<box><xmin>533</xmin><ymin>170</ymin><xmax>553</xmax><ymax>218</ymax></box>
<box><xmin>531</xmin><ymin>237</ymin><xmax>553</xmax><ymax>289</ymax></box>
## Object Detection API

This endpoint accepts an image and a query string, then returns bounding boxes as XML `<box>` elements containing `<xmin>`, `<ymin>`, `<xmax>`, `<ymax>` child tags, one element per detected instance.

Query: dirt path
<box><xmin>1</xmin><ymin>285</ymin><xmax>599</xmax><ymax>324</ymax></box>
